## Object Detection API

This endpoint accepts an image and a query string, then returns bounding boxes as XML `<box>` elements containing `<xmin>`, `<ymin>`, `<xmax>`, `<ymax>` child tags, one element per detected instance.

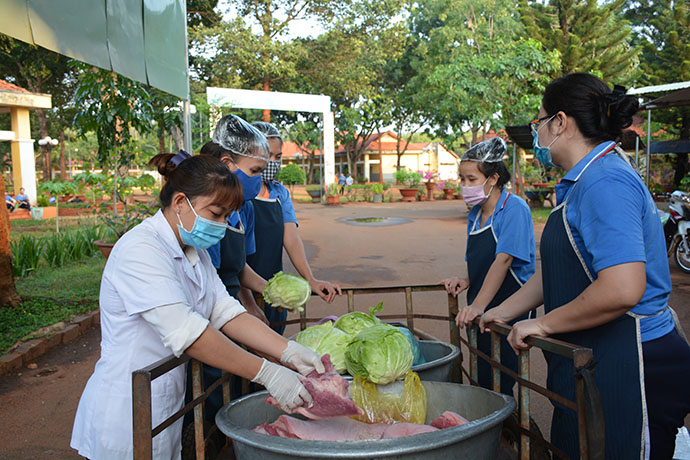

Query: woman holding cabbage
<box><xmin>440</xmin><ymin>137</ymin><xmax>536</xmax><ymax>395</ymax></box>
<box><xmin>246</xmin><ymin>121</ymin><xmax>341</xmax><ymax>334</ymax></box>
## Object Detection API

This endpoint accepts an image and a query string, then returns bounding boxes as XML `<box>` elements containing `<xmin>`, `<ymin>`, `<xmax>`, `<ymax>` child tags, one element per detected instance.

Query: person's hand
<box><xmin>506</xmin><ymin>318</ymin><xmax>549</xmax><ymax>355</ymax></box>
<box><xmin>281</xmin><ymin>341</ymin><xmax>325</xmax><ymax>376</ymax></box>
<box><xmin>251</xmin><ymin>360</ymin><xmax>313</xmax><ymax>411</ymax></box>
<box><xmin>478</xmin><ymin>306</ymin><xmax>511</xmax><ymax>333</ymax></box>
<box><xmin>440</xmin><ymin>277</ymin><xmax>469</xmax><ymax>296</ymax></box>
<box><xmin>455</xmin><ymin>305</ymin><xmax>485</xmax><ymax>328</ymax></box>
<box><xmin>309</xmin><ymin>278</ymin><xmax>342</xmax><ymax>303</ymax></box>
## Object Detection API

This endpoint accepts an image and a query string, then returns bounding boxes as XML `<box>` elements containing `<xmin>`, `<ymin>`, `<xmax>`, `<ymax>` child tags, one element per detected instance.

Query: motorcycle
<box><xmin>659</xmin><ymin>190</ymin><xmax>690</xmax><ymax>274</ymax></box>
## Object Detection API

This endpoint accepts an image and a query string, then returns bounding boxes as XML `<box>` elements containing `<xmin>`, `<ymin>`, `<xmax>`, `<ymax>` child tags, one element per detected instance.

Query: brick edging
<box><xmin>0</xmin><ymin>309</ymin><xmax>100</xmax><ymax>375</ymax></box>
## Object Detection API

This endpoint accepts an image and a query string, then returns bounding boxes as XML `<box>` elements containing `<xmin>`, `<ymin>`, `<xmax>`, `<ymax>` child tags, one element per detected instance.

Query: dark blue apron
<box><xmin>186</xmin><ymin>216</ymin><xmax>247</xmax><ymax>426</ymax></box>
<box><xmin>466</xmin><ymin>193</ymin><xmax>527</xmax><ymax>396</ymax></box>
<box><xmin>540</xmin><ymin>147</ymin><xmax>648</xmax><ymax>460</ymax></box>
<box><xmin>246</xmin><ymin>194</ymin><xmax>286</xmax><ymax>334</ymax></box>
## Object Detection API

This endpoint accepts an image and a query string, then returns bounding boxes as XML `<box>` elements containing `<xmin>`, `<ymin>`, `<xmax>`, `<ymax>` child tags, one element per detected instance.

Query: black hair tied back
<box><xmin>543</xmin><ymin>73</ymin><xmax>639</xmax><ymax>143</ymax></box>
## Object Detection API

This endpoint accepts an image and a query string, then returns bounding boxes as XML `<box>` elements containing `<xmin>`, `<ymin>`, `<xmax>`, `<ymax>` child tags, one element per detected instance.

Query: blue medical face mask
<box><xmin>531</xmin><ymin>115</ymin><xmax>559</xmax><ymax>168</ymax></box>
<box><xmin>176</xmin><ymin>196</ymin><xmax>228</xmax><ymax>249</ymax></box>
<box><xmin>233</xmin><ymin>167</ymin><xmax>262</xmax><ymax>201</ymax></box>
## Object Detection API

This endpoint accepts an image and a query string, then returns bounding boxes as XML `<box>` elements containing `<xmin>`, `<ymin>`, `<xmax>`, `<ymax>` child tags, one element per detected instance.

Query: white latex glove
<box><xmin>280</xmin><ymin>341</ymin><xmax>325</xmax><ymax>376</ymax></box>
<box><xmin>251</xmin><ymin>359</ymin><xmax>313</xmax><ymax>411</ymax></box>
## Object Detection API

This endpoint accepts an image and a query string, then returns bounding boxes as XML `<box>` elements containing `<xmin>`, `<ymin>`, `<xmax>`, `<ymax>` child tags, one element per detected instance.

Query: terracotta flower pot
<box><xmin>443</xmin><ymin>188</ymin><xmax>455</xmax><ymax>200</ymax></box>
<box><xmin>326</xmin><ymin>195</ymin><xmax>341</xmax><ymax>205</ymax></box>
<box><xmin>94</xmin><ymin>240</ymin><xmax>115</xmax><ymax>259</ymax></box>
<box><xmin>399</xmin><ymin>188</ymin><xmax>418</xmax><ymax>202</ymax></box>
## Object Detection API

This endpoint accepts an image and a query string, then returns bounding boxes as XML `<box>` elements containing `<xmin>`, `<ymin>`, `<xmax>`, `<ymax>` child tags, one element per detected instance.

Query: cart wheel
<box><xmin>499</xmin><ymin>410</ymin><xmax>552</xmax><ymax>460</ymax></box>
<box><xmin>181</xmin><ymin>421</ymin><xmax>224</xmax><ymax>460</ymax></box>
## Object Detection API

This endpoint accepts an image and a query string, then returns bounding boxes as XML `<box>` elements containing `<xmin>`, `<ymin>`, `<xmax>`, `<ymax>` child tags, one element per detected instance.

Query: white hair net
<box><xmin>251</xmin><ymin>121</ymin><xmax>282</xmax><ymax>139</ymax></box>
<box><xmin>461</xmin><ymin>137</ymin><xmax>507</xmax><ymax>163</ymax></box>
<box><xmin>212</xmin><ymin>115</ymin><xmax>269</xmax><ymax>162</ymax></box>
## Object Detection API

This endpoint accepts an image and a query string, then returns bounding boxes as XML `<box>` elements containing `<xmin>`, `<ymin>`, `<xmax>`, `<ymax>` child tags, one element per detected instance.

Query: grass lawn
<box><xmin>10</xmin><ymin>216</ymin><xmax>101</xmax><ymax>241</ymax></box>
<box><xmin>1</xmin><ymin>255</ymin><xmax>105</xmax><ymax>353</ymax></box>
<box><xmin>531</xmin><ymin>207</ymin><xmax>552</xmax><ymax>224</ymax></box>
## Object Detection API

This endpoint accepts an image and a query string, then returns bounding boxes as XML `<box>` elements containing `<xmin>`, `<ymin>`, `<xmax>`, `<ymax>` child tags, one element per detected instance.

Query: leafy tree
<box><xmin>410</xmin><ymin>0</ymin><xmax>560</xmax><ymax>150</ymax></box>
<box><xmin>286</xmin><ymin>120</ymin><xmax>322</xmax><ymax>183</ymax></box>
<box><xmin>519</xmin><ymin>0</ymin><xmax>639</xmax><ymax>83</ymax></box>
<box><xmin>625</xmin><ymin>0</ymin><xmax>690</xmax><ymax>185</ymax></box>
<box><xmin>0</xmin><ymin>36</ymin><xmax>76</xmax><ymax>180</ymax></box>
<box><xmin>276</xmin><ymin>162</ymin><xmax>306</xmax><ymax>184</ymax></box>
<box><xmin>72</xmin><ymin>62</ymin><xmax>154</xmax><ymax>214</ymax></box>
<box><xmin>187</xmin><ymin>0</ymin><xmax>222</xmax><ymax>27</ymax></box>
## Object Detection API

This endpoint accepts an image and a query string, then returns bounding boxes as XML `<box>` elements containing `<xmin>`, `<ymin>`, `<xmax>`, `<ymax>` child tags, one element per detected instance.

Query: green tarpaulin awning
<box><xmin>0</xmin><ymin>0</ymin><xmax>188</xmax><ymax>99</ymax></box>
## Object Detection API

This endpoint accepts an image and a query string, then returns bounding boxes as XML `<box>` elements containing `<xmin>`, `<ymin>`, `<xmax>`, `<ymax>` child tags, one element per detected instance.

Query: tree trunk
<box><xmin>0</xmin><ymin>174</ymin><xmax>21</xmax><ymax>308</ymax></box>
<box><xmin>59</xmin><ymin>131</ymin><xmax>67</xmax><ymax>179</ymax></box>
<box><xmin>170</xmin><ymin>125</ymin><xmax>184</xmax><ymax>151</ymax></box>
<box><xmin>262</xmin><ymin>75</ymin><xmax>271</xmax><ymax>122</ymax></box>
<box><xmin>158</xmin><ymin>129</ymin><xmax>166</xmax><ymax>154</ymax></box>
<box><xmin>307</xmin><ymin>153</ymin><xmax>315</xmax><ymax>183</ymax></box>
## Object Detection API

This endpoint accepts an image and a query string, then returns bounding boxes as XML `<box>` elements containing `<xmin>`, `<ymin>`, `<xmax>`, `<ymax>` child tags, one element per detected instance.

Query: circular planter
<box><xmin>443</xmin><ymin>189</ymin><xmax>455</xmax><ymax>200</ymax></box>
<box><xmin>326</xmin><ymin>195</ymin><xmax>341</xmax><ymax>205</ymax></box>
<box><xmin>399</xmin><ymin>188</ymin><xmax>418</xmax><ymax>202</ymax></box>
<box><xmin>94</xmin><ymin>240</ymin><xmax>115</xmax><ymax>259</ymax></box>
<box><xmin>454</xmin><ymin>193</ymin><xmax>462</xmax><ymax>200</ymax></box>
<box><xmin>306</xmin><ymin>189</ymin><xmax>322</xmax><ymax>203</ymax></box>
<box><xmin>373</xmin><ymin>193</ymin><xmax>383</xmax><ymax>203</ymax></box>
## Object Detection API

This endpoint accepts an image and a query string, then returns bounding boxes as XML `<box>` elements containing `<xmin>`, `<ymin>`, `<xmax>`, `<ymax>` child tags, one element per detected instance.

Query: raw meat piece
<box><xmin>265</xmin><ymin>354</ymin><xmax>364</xmax><ymax>420</ymax></box>
<box><xmin>252</xmin><ymin>415</ymin><xmax>439</xmax><ymax>441</ymax></box>
<box><xmin>430</xmin><ymin>411</ymin><xmax>469</xmax><ymax>429</ymax></box>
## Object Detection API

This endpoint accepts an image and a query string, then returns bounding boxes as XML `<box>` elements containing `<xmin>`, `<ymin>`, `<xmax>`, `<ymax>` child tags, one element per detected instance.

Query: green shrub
<box><xmin>371</xmin><ymin>183</ymin><xmax>384</xmax><ymax>195</ymax></box>
<box><xmin>36</xmin><ymin>195</ymin><xmax>50</xmax><ymax>207</ymax></box>
<box><xmin>276</xmin><ymin>164</ymin><xmax>306</xmax><ymax>185</ymax></box>
<box><xmin>10</xmin><ymin>235</ymin><xmax>43</xmax><ymax>277</ymax></box>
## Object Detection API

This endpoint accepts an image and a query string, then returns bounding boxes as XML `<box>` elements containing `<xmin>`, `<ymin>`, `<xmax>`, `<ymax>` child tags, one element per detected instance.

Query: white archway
<box><xmin>206</xmin><ymin>87</ymin><xmax>335</xmax><ymax>185</ymax></box>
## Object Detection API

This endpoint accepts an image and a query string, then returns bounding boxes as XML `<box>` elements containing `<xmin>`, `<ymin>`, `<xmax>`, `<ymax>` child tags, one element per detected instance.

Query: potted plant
<box><xmin>453</xmin><ymin>182</ymin><xmax>462</xmax><ymax>200</ymax></box>
<box><xmin>395</xmin><ymin>169</ymin><xmax>422</xmax><ymax>202</ymax></box>
<box><xmin>439</xmin><ymin>180</ymin><xmax>455</xmax><ymax>200</ymax></box>
<box><xmin>93</xmin><ymin>202</ymin><xmax>154</xmax><ymax>258</ymax></box>
<box><xmin>371</xmin><ymin>183</ymin><xmax>384</xmax><ymax>203</ymax></box>
<box><xmin>421</xmin><ymin>170</ymin><xmax>437</xmax><ymax>200</ymax></box>
<box><xmin>417</xmin><ymin>185</ymin><xmax>427</xmax><ymax>201</ymax></box>
<box><xmin>326</xmin><ymin>183</ymin><xmax>341</xmax><ymax>205</ymax></box>
<box><xmin>38</xmin><ymin>180</ymin><xmax>78</xmax><ymax>231</ymax></box>
<box><xmin>305</xmin><ymin>184</ymin><xmax>323</xmax><ymax>203</ymax></box>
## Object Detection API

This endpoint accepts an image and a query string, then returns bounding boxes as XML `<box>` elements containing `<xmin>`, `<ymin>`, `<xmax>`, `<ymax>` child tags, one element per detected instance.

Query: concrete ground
<box><xmin>0</xmin><ymin>199</ymin><xmax>688</xmax><ymax>459</ymax></box>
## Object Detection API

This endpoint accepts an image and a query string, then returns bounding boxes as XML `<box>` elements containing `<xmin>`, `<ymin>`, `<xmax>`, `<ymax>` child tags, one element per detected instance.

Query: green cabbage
<box><xmin>334</xmin><ymin>302</ymin><xmax>383</xmax><ymax>337</ymax></box>
<box><xmin>296</xmin><ymin>322</ymin><xmax>352</xmax><ymax>373</ymax></box>
<box><xmin>315</xmin><ymin>328</ymin><xmax>351</xmax><ymax>373</ymax></box>
<box><xmin>262</xmin><ymin>271</ymin><xmax>311</xmax><ymax>311</ymax></box>
<box><xmin>345</xmin><ymin>323</ymin><xmax>414</xmax><ymax>384</ymax></box>
<box><xmin>296</xmin><ymin>321</ymin><xmax>334</xmax><ymax>350</ymax></box>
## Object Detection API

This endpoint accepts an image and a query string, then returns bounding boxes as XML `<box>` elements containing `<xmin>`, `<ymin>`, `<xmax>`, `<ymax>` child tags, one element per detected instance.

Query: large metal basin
<box><xmin>216</xmin><ymin>381</ymin><xmax>516</xmax><ymax>460</ymax></box>
<box><xmin>413</xmin><ymin>341</ymin><xmax>459</xmax><ymax>382</ymax></box>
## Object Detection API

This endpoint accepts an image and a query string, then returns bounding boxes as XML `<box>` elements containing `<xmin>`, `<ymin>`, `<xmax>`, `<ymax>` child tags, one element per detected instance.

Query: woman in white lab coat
<box><xmin>71</xmin><ymin>152</ymin><xmax>323</xmax><ymax>460</ymax></box>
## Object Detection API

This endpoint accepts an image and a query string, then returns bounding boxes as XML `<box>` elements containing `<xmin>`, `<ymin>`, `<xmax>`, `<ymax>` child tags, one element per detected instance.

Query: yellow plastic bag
<box><xmin>349</xmin><ymin>371</ymin><xmax>426</xmax><ymax>424</ymax></box>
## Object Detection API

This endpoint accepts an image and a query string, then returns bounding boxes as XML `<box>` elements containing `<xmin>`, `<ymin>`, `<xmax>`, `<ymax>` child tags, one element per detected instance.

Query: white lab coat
<box><xmin>71</xmin><ymin>210</ymin><xmax>243</xmax><ymax>460</ymax></box>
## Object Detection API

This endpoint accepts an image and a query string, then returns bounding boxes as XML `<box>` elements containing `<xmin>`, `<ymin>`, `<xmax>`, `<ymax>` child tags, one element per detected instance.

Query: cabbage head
<box><xmin>262</xmin><ymin>271</ymin><xmax>311</xmax><ymax>311</ymax></box>
<box><xmin>296</xmin><ymin>322</ymin><xmax>352</xmax><ymax>373</ymax></box>
<box><xmin>345</xmin><ymin>323</ymin><xmax>413</xmax><ymax>384</ymax></box>
<box><xmin>334</xmin><ymin>302</ymin><xmax>383</xmax><ymax>337</ymax></box>
<box><xmin>315</xmin><ymin>328</ymin><xmax>351</xmax><ymax>373</ymax></box>
<box><xmin>296</xmin><ymin>321</ymin><xmax>334</xmax><ymax>350</ymax></box>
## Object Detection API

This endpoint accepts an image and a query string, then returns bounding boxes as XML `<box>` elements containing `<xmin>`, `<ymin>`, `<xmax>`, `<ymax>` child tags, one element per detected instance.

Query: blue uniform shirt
<box><xmin>556</xmin><ymin>141</ymin><xmax>674</xmax><ymax>342</ymax></box>
<box><xmin>265</xmin><ymin>181</ymin><xmax>298</xmax><ymax>226</ymax></box>
<box><xmin>207</xmin><ymin>200</ymin><xmax>256</xmax><ymax>269</ymax></box>
<box><xmin>466</xmin><ymin>188</ymin><xmax>536</xmax><ymax>284</ymax></box>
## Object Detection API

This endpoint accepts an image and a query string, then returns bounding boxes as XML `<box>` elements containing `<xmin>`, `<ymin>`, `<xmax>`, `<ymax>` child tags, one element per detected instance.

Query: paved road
<box><xmin>1</xmin><ymin>200</ymin><xmax>688</xmax><ymax>459</ymax></box>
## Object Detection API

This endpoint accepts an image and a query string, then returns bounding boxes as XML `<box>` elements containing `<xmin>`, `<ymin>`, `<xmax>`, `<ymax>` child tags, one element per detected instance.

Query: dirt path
<box><xmin>1</xmin><ymin>200</ymin><xmax>688</xmax><ymax>459</ymax></box>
